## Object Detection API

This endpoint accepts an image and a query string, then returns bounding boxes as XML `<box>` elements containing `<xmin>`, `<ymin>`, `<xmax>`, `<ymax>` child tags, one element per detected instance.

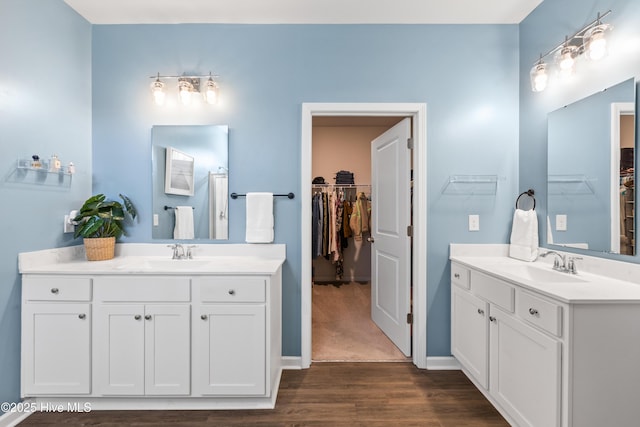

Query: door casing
<box><xmin>301</xmin><ymin>103</ymin><xmax>427</xmax><ymax>369</ymax></box>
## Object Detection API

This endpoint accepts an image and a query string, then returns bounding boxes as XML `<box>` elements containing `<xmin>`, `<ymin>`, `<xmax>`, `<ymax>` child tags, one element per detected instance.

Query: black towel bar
<box><xmin>230</xmin><ymin>192</ymin><xmax>295</xmax><ymax>199</ymax></box>
<box><xmin>164</xmin><ymin>206</ymin><xmax>195</xmax><ymax>210</ymax></box>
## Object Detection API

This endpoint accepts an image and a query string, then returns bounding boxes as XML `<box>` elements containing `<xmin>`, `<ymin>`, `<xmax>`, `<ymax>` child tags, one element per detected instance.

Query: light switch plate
<box><xmin>468</xmin><ymin>214</ymin><xmax>480</xmax><ymax>231</ymax></box>
<box><xmin>153</xmin><ymin>214</ymin><xmax>159</xmax><ymax>226</ymax></box>
<box><xmin>556</xmin><ymin>214</ymin><xmax>567</xmax><ymax>231</ymax></box>
<box><xmin>63</xmin><ymin>215</ymin><xmax>74</xmax><ymax>233</ymax></box>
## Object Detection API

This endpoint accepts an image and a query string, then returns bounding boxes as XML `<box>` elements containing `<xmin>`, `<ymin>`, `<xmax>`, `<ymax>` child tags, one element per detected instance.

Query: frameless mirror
<box><xmin>547</xmin><ymin>78</ymin><xmax>636</xmax><ymax>255</ymax></box>
<box><xmin>152</xmin><ymin>125</ymin><xmax>229</xmax><ymax>240</ymax></box>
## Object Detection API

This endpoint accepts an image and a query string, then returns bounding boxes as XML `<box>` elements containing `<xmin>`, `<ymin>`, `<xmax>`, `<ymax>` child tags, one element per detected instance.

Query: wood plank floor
<box><xmin>20</xmin><ymin>363</ymin><xmax>508</xmax><ymax>426</ymax></box>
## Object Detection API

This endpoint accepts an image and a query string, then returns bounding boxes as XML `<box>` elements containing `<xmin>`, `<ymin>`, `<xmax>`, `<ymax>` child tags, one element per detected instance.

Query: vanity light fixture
<box><xmin>529</xmin><ymin>10</ymin><xmax>612</xmax><ymax>92</ymax></box>
<box><xmin>149</xmin><ymin>72</ymin><xmax>220</xmax><ymax>106</ymax></box>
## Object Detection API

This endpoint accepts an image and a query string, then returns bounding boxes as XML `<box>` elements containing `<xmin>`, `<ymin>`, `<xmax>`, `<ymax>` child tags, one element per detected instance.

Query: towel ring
<box><xmin>515</xmin><ymin>189</ymin><xmax>536</xmax><ymax>211</ymax></box>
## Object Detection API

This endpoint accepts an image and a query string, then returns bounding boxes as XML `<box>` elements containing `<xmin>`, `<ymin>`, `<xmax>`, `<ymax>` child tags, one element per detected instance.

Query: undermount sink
<box><xmin>115</xmin><ymin>258</ymin><xmax>212</xmax><ymax>271</ymax></box>
<box><xmin>495</xmin><ymin>264</ymin><xmax>588</xmax><ymax>283</ymax></box>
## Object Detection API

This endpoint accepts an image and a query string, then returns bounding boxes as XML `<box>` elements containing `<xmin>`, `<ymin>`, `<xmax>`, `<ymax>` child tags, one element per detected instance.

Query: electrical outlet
<box><xmin>556</xmin><ymin>214</ymin><xmax>567</xmax><ymax>231</ymax></box>
<box><xmin>153</xmin><ymin>214</ymin><xmax>159</xmax><ymax>226</ymax></box>
<box><xmin>63</xmin><ymin>215</ymin><xmax>75</xmax><ymax>233</ymax></box>
<box><xmin>468</xmin><ymin>214</ymin><xmax>480</xmax><ymax>231</ymax></box>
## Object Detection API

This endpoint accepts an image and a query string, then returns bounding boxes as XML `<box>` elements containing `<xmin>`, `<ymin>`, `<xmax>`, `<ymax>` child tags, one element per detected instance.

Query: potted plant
<box><xmin>73</xmin><ymin>193</ymin><xmax>137</xmax><ymax>261</ymax></box>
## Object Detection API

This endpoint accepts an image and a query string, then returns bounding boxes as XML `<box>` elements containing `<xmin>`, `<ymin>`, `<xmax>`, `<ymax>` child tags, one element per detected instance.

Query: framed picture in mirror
<box><xmin>165</xmin><ymin>146</ymin><xmax>195</xmax><ymax>196</ymax></box>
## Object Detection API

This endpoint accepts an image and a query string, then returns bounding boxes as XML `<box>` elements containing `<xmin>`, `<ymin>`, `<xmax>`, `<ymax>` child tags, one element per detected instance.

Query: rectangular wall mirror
<box><xmin>152</xmin><ymin>125</ymin><xmax>229</xmax><ymax>240</ymax></box>
<box><xmin>547</xmin><ymin>78</ymin><xmax>636</xmax><ymax>255</ymax></box>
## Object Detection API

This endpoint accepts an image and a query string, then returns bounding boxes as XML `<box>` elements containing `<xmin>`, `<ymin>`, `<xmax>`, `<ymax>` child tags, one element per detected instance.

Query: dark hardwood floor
<box><xmin>20</xmin><ymin>363</ymin><xmax>507</xmax><ymax>426</ymax></box>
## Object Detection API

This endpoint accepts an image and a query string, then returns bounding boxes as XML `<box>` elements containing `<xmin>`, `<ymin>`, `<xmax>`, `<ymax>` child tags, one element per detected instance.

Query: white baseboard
<box><xmin>426</xmin><ymin>356</ymin><xmax>461</xmax><ymax>370</ymax></box>
<box><xmin>0</xmin><ymin>403</ymin><xmax>33</xmax><ymax>427</ymax></box>
<box><xmin>281</xmin><ymin>356</ymin><xmax>303</xmax><ymax>370</ymax></box>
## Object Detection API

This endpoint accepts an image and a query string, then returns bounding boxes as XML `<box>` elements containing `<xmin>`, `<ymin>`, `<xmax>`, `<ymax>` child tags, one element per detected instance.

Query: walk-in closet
<box><xmin>311</xmin><ymin>116</ymin><xmax>410</xmax><ymax>362</ymax></box>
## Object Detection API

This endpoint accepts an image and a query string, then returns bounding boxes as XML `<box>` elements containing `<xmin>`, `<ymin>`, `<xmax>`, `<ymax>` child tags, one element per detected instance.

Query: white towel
<box><xmin>174</xmin><ymin>206</ymin><xmax>195</xmax><ymax>239</ymax></box>
<box><xmin>509</xmin><ymin>209</ymin><xmax>539</xmax><ymax>261</ymax></box>
<box><xmin>245</xmin><ymin>192</ymin><xmax>274</xmax><ymax>243</ymax></box>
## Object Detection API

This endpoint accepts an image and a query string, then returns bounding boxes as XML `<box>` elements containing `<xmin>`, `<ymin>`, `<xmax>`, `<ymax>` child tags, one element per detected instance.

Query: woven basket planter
<box><xmin>83</xmin><ymin>237</ymin><xmax>116</xmax><ymax>261</ymax></box>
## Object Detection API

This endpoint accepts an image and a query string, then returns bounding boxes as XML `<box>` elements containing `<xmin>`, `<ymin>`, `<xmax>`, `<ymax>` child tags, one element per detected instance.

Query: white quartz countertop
<box><xmin>450</xmin><ymin>254</ymin><xmax>640</xmax><ymax>304</ymax></box>
<box><xmin>19</xmin><ymin>244</ymin><xmax>286</xmax><ymax>276</ymax></box>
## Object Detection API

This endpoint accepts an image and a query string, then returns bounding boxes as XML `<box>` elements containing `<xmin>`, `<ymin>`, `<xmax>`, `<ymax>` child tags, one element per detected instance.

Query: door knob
<box><xmin>367</xmin><ymin>236</ymin><xmax>375</xmax><ymax>243</ymax></box>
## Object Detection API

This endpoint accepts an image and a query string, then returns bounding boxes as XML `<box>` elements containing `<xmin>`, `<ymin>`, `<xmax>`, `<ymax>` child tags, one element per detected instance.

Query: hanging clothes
<box><xmin>350</xmin><ymin>192</ymin><xmax>370</xmax><ymax>241</ymax></box>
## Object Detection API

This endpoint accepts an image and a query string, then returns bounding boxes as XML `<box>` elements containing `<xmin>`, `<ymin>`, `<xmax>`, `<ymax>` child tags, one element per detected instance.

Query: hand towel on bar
<box><xmin>173</xmin><ymin>206</ymin><xmax>195</xmax><ymax>240</ymax></box>
<box><xmin>245</xmin><ymin>192</ymin><xmax>274</xmax><ymax>243</ymax></box>
<box><xmin>509</xmin><ymin>209</ymin><xmax>539</xmax><ymax>261</ymax></box>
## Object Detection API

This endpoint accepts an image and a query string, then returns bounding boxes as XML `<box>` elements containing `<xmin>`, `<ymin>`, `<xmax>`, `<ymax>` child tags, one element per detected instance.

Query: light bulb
<box><xmin>530</xmin><ymin>62</ymin><xmax>548</xmax><ymax>92</ymax></box>
<box><xmin>150</xmin><ymin>77</ymin><xmax>166</xmax><ymax>106</ymax></box>
<box><xmin>557</xmin><ymin>46</ymin><xmax>576</xmax><ymax>78</ymax></box>
<box><xmin>178</xmin><ymin>80</ymin><xmax>193</xmax><ymax>106</ymax></box>
<box><xmin>205</xmin><ymin>78</ymin><xmax>219</xmax><ymax>105</ymax></box>
<box><xmin>587</xmin><ymin>27</ymin><xmax>607</xmax><ymax>60</ymax></box>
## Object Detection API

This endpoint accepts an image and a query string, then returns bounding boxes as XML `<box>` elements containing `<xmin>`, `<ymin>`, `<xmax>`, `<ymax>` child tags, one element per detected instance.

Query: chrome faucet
<box><xmin>539</xmin><ymin>251</ymin><xmax>582</xmax><ymax>274</ymax></box>
<box><xmin>167</xmin><ymin>243</ymin><xmax>186</xmax><ymax>259</ymax></box>
<box><xmin>539</xmin><ymin>251</ymin><xmax>567</xmax><ymax>271</ymax></box>
<box><xmin>186</xmin><ymin>245</ymin><xmax>197</xmax><ymax>259</ymax></box>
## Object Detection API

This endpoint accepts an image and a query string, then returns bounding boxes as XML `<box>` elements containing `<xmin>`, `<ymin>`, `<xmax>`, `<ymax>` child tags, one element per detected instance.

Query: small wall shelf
<box><xmin>7</xmin><ymin>159</ymin><xmax>73</xmax><ymax>187</ymax></box>
<box><xmin>548</xmin><ymin>175</ymin><xmax>594</xmax><ymax>195</ymax></box>
<box><xmin>442</xmin><ymin>175</ymin><xmax>498</xmax><ymax>195</ymax></box>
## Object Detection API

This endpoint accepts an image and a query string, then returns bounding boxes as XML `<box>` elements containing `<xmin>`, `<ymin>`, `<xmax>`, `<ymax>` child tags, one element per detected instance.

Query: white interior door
<box><xmin>371</xmin><ymin>117</ymin><xmax>412</xmax><ymax>356</ymax></box>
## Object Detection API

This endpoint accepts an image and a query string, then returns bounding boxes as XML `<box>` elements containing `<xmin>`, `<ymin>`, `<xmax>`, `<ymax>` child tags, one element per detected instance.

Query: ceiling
<box><xmin>63</xmin><ymin>0</ymin><xmax>543</xmax><ymax>25</ymax></box>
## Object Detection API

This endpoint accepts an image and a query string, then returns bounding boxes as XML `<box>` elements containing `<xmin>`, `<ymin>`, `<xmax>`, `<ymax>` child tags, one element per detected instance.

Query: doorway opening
<box><xmin>301</xmin><ymin>103</ymin><xmax>428</xmax><ymax>369</ymax></box>
<box><xmin>311</xmin><ymin>115</ymin><xmax>409</xmax><ymax>362</ymax></box>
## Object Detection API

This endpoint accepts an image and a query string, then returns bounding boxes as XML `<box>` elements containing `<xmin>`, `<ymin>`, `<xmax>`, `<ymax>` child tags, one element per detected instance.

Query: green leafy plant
<box><xmin>73</xmin><ymin>194</ymin><xmax>137</xmax><ymax>239</ymax></box>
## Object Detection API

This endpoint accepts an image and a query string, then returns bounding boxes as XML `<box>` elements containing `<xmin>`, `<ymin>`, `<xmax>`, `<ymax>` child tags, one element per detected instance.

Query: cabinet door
<box><xmin>94</xmin><ymin>304</ymin><xmax>145</xmax><ymax>395</ymax></box>
<box><xmin>451</xmin><ymin>287</ymin><xmax>489</xmax><ymax>388</ymax></box>
<box><xmin>489</xmin><ymin>306</ymin><xmax>561</xmax><ymax>427</ymax></box>
<box><xmin>22</xmin><ymin>303</ymin><xmax>91</xmax><ymax>395</ymax></box>
<box><xmin>195</xmin><ymin>304</ymin><xmax>266</xmax><ymax>395</ymax></box>
<box><xmin>144</xmin><ymin>305</ymin><xmax>191</xmax><ymax>395</ymax></box>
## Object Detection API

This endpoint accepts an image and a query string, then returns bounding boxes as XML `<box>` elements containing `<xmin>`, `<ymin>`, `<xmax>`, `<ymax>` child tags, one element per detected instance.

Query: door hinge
<box><xmin>407</xmin><ymin>313</ymin><xmax>413</xmax><ymax>324</ymax></box>
<box><xmin>407</xmin><ymin>225</ymin><xmax>413</xmax><ymax>237</ymax></box>
<box><xmin>407</xmin><ymin>138</ymin><xmax>414</xmax><ymax>150</ymax></box>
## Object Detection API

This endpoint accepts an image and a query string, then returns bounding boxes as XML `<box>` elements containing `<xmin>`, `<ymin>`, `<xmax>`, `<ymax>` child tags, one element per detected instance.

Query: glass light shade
<box><xmin>178</xmin><ymin>80</ymin><xmax>193</xmax><ymax>106</ymax></box>
<box><xmin>150</xmin><ymin>79</ymin><xmax>166</xmax><ymax>106</ymax></box>
<box><xmin>530</xmin><ymin>62</ymin><xmax>548</xmax><ymax>92</ymax></box>
<box><xmin>586</xmin><ymin>26</ymin><xmax>608</xmax><ymax>60</ymax></box>
<box><xmin>558</xmin><ymin>47</ymin><xmax>576</xmax><ymax>78</ymax></box>
<box><xmin>205</xmin><ymin>78</ymin><xmax>219</xmax><ymax>105</ymax></box>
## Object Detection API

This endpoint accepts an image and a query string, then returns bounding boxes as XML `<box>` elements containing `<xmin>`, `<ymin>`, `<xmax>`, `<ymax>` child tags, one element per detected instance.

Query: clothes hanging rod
<box><xmin>312</xmin><ymin>184</ymin><xmax>371</xmax><ymax>187</ymax></box>
<box><xmin>164</xmin><ymin>205</ymin><xmax>195</xmax><ymax>210</ymax></box>
<box><xmin>230</xmin><ymin>192</ymin><xmax>295</xmax><ymax>199</ymax></box>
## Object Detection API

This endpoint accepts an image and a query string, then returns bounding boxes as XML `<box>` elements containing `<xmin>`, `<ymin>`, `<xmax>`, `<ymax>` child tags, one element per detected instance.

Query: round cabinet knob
<box><xmin>228</xmin><ymin>289</ymin><xmax>236</xmax><ymax>295</ymax></box>
<box><xmin>145</xmin><ymin>315</ymin><xmax>152</xmax><ymax>320</ymax></box>
<box><xmin>489</xmin><ymin>316</ymin><xmax>496</xmax><ymax>323</ymax></box>
<box><xmin>477</xmin><ymin>308</ymin><xmax>485</xmax><ymax>316</ymax></box>
<box><xmin>134</xmin><ymin>315</ymin><xmax>142</xmax><ymax>320</ymax></box>
<box><xmin>201</xmin><ymin>314</ymin><xmax>208</xmax><ymax>320</ymax></box>
<box><xmin>454</xmin><ymin>273</ymin><xmax>460</xmax><ymax>279</ymax></box>
<box><xmin>78</xmin><ymin>313</ymin><xmax>86</xmax><ymax>320</ymax></box>
<box><xmin>528</xmin><ymin>308</ymin><xmax>539</xmax><ymax>316</ymax></box>
<box><xmin>50</xmin><ymin>288</ymin><xmax>59</xmax><ymax>294</ymax></box>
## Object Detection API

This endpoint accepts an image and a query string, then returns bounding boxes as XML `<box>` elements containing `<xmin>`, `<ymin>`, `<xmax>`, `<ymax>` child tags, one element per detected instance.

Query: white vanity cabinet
<box><xmin>452</xmin><ymin>265</ymin><xmax>562</xmax><ymax>426</ymax></box>
<box><xmin>192</xmin><ymin>275</ymin><xmax>280</xmax><ymax>397</ymax></box>
<box><xmin>21</xmin><ymin>276</ymin><xmax>92</xmax><ymax>396</ymax></box>
<box><xmin>450</xmin><ymin>259</ymin><xmax>640</xmax><ymax>427</ymax></box>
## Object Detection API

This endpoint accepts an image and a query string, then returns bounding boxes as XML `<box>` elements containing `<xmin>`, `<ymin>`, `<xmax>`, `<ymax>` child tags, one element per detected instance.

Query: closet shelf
<box><xmin>442</xmin><ymin>175</ymin><xmax>498</xmax><ymax>195</ymax></box>
<box><xmin>548</xmin><ymin>174</ymin><xmax>594</xmax><ymax>195</ymax></box>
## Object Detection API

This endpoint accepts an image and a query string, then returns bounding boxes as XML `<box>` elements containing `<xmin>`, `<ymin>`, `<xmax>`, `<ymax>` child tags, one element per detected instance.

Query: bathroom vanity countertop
<box><xmin>19</xmin><ymin>244</ymin><xmax>286</xmax><ymax>275</ymax></box>
<box><xmin>450</xmin><ymin>254</ymin><xmax>640</xmax><ymax>304</ymax></box>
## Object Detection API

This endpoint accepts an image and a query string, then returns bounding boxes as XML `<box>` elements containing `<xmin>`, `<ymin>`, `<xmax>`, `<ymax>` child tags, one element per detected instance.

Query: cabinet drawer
<box><xmin>94</xmin><ymin>276</ymin><xmax>190</xmax><ymax>302</ymax></box>
<box><xmin>23</xmin><ymin>276</ymin><xmax>91</xmax><ymax>301</ymax></box>
<box><xmin>196</xmin><ymin>277</ymin><xmax>266</xmax><ymax>303</ymax></box>
<box><xmin>517</xmin><ymin>290</ymin><xmax>562</xmax><ymax>337</ymax></box>
<box><xmin>451</xmin><ymin>263</ymin><xmax>470</xmax><ymax>289</ymax></box>
<box><xmin>471</xmin><ymin>271</ymin><xmax>514</xmax><ymax>312</ymax></box>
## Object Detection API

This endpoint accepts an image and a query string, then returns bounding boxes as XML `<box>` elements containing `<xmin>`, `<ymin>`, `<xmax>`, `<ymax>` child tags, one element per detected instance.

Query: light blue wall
<box><xmin>92</xmin><ymin>24</ymin><xmax>520</xmax><ymax>357</ymax></box>
<box><xmin>520</xmin><ymin>0</ymin><xmax>640</xmax><ymax>262</ymax></box>
<box><xmin>0</xmin><ymin>0</ymin><xmax>92</xmax><ymax>409</ymax></box>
